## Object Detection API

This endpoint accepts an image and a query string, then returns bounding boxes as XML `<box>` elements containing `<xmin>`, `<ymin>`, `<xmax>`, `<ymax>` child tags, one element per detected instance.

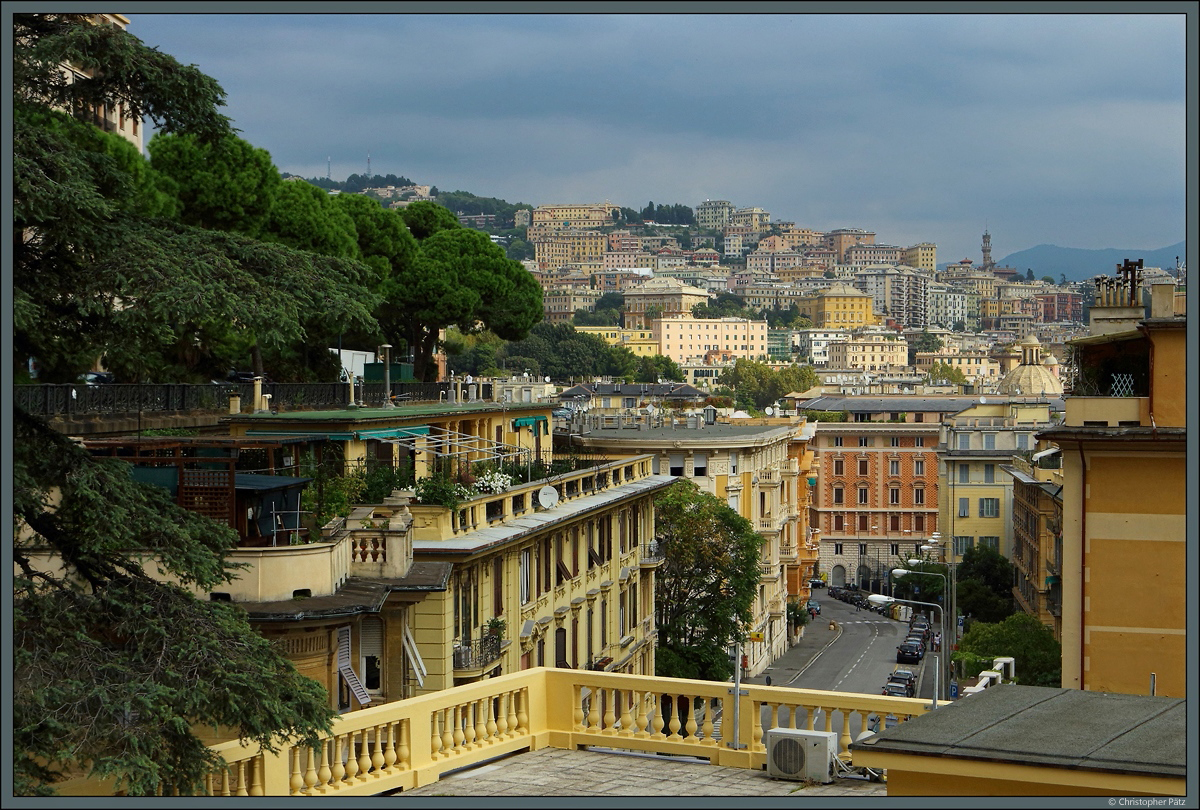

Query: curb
<box><xmin>785</xmin><ymin>620</ymin><xmax>844</xmax><ymax>685</ymax></box>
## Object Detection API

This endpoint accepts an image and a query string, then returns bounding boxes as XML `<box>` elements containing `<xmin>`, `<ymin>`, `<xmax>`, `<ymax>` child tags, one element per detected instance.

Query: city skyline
<box><xmin>123</xmin><ymin>9</ymin><xmax>1188</xmax><ymax>268</ymax></box>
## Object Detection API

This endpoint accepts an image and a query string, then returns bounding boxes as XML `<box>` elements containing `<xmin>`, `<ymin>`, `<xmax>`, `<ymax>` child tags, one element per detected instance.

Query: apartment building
<box><xmin>913</xmin><ymin>349</ymin><xmax>1002</xmax><ymax>384</ymax></box>
<box><xmin>729</xmin><ymin>207</ymin><xmax>771</xmax><ymax>232</ymax></box>
<box><xmin>574</xmin><ymin>326</ymin><xmax>660</xmax><ymax>357</ymax></box>
<box><xmin>939</xmin><ymin>399</ymin><xmax>1060</xmax><ymax>562</ymax></box>
<box><xmin>1002</xmin><ymin>448</ymin><xmax>1064</xmax><ymax>641</ymax></box>
<box><xmin>796</xmin><ymin>283</ymin><xmax>878</xmax><ymax>330</ymax></box>
<box><xmin>695</xmin><ymin>199</ymin><xmax>735</xmax><ymax>230</ymax></box>
<box><xmin>652</xmin><ymin>316</ymin><xmax>769</xmax><ymax>365</ymax></box>
<box><xmin>797</xmin><ymin>396</ymin><xmax>972</xmax><ymax>592</ymax></box>
<box><xmin>543</xmin><ymin>287</ymin><xmax>601</xmax><ymax>324</ymax></box>
<box><xmin>854</xmin><ymin>264</ymin><xmax>931</xmax><ymax>329</ymax></box>
<box><xmin>590</xmin><ymin>268</ymin><xmax>651</xmax><ymax>294</ymax></box>
<box><xmin>927</xmin><ymin>284</ymin><xmax>969</xmax><ymax>329</ymax></box>
<box><xmin>825</xmin><ymin>334</ymin><xmax>909</xmax><ymax>372</ymax></box>
<box><xmin>1039</xmin><ymin>278</ymin><xmax>1186</xmax><ymax>697</ymax></box>
<box><xmin>794</xmin><ymin>329</ymin><xmax>851</xmax><ymax>366</ymax></box>
<box><xmin>822</xmin><ymin>229</ymin><xmax>875</xmax><ymax>263</ymax></box>
<box><xmin>532</xmin><ymin>228</ymin><xmax>606</xmax><ymax>273</ymax></box>
<box><xmin>844</xmin><ymin>244</ymin><xmax>902</xmax><ymax>267</ymax></box>
<box><xmin>568</xmin><ymin>415</ymin><xmax>821</xmax><ymax>676</ymax></box>
<box><xmin>1033</xmin><ymin>291</ymin><xmax>1085</xmax><ymax>324</ymax></box>
<box><xmin>731</xmin><ymin>282</ymin><xmax>808</xmax><ymax>312</ymax></box>
<box><xmin>902</xmin><ymin>242</ymin><xmax>937</xmax><ymax>273</ymax></box>
<box><xmin>531</xmin><ymin>203</ymin><xmax>619</xmax><ymax>230</ymax></box>
<box><xmin>622</xmin><ymin>276</ymin><xmax>710</xmax><ymax>329</ymax></box>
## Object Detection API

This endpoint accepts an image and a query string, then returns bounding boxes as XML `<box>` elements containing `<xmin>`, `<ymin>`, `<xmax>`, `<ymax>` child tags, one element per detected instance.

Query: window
<box><xmin>833</xmin><ymin>459</ymin><xmax>844</xmax><ymax>476</ymax></box>
<box><xmin>958</xmin><ymin>497</ymin><xmax>970</xmax><ymax>517</ymax></box>
<box><xmin>953</xmin><ymin>535</ymin><xmax>975</xmax><ymax>556</ymax></box>
<box><xmin>984</xmin><ymin>464</ymin><xmax>995</xmax><ymax>483</ymax></box>
<box><xmin>890</xmin><ymin>514</ymin><xmax>900</xmax><ymax>531</ymax></box>
<box><xmin>834</xmin><ymin>515</ymin><xmax>844</xmax><ymax>532</ymax></box>
<box><xmin>833</xmin><ymin>487</ymin><xmax>844</xmax><ymax>505</ymax></box>
<box><xmin>1016</xmin><ymin>433</ymin><xmax>1029</xmax><ymax>450</ymax></box>
<box><xmin>958</xmin><ymin>464</ymin><xmax>970</xmax><ymax>484</ymax></box>
<box><xmin>890</xmin><ymin>543</ymin><xmax>899</xmax><ymax>556</ymax></box>
<box><xmin>623</xmin><ymin>397</ymin><xmax>636</xmax><ymax>409</ymax></box>
<box><xmin>520</xmin><ymin>549</ymin><xmax>531</xmax><ymax>604</ymax></box>
<box><xmin>669</xmin><ymin>454</ymin><xmax>684</xmax><ymax>476</ymax></box>
<box><xmin>914</xmin><ymin>514</ymin><xmax>925</xmax><ymax>531</ymax></box>
<box><xmin>979</xmin><ymin>536</ymin><xmax>1000</xmax><ymax>550</ymax></box>
<box><xmin>833</xmin><ymin>436</ymin><xmax>844</xmax><ymax>447</ymax></box>
<box><xmin>361</xmin><ymin>617</ymin><xmax>383</xmax><ymax>693</ymax></box>
<box><xmin>890</xmin><ymin>487</ymin><xmax>900</xmax><ymax>505</ymax></box>
<box><xmin>834</xmin><ymin>542</ymin><xmax>844</xmax><ymax>555</ymax></box>
<box><xmin>728</xmin><ymin>492</ymin><xmax>740</xmax><ymax>513</ymax></box>
<box><xmin>957</xmin><ymin>433</ymin><xmax>970</xmax><ymax>450</ymax></box>
<box><xmin>859</xmin><ymin>436</ymin><xmax>873</xmax><ymax>447</ymax></box>
<box><xmin>891</xmin><ymin>436</ymin><xmax>901</xmax><ymax>447</ymax></box>
<box><xmin>858</xmin><ymin>487</ymin><xmax>869</xmax><ymax>505</ymax></box>
<box><xmin>693</xmin><ymin>453</ymin><xmax>708</xmax><ymax>477</ymax></box>
<box><xmin>858</xmin><ymin>458</ymin><xmax>869</xmax><ymax>476</ymax></box>
<box><xmin>858</xmin><ymin>542</ymin><xmax>868</xmax><ymax>554</ymax></box>
<box><xmin>914</xmin><ymin>459</ymin><xmax>924</xmax><ymax>476</ymax></box>
<box><xmin>979</xmin><ymin>498</ymin><xmax>1000</xmax><ymax>518</ymax></box>
<box><xmin>913</xmin><ymin>488</ymin><xmax>925</xmax><ymax>505</ymax></box>
<box><xmin>915</xmin><ymin>437</ymin><xmax>925</xmax><ymax>447</ymax></box>
<box><xmin>730</xmin><ymin>452</ymin><xmax>738</xmax><ymax>474</ymax></box>
<box><xmin>889</xmin><ymin>459</ymin><xmax>900</xmax><ymax>476</ymax></box>
<box><xmin>984</xmin><ymin>433</ymin><xmax>996</xmax><ymax>450</ymax></box>
<box><xmin>915</xmin><ymin>413</ymin><xmax>924</xmax><ymax>422</ymax></box>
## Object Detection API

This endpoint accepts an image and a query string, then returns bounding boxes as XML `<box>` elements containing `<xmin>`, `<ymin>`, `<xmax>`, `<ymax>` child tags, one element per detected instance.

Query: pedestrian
<box><xmin>934</xmin><ymin>632</ymin><xmax>941</xmax><ymax>652</ymax></box>
<box><xmin>856</xmin><ymin>601</ymin><xmax>861</xmax><ymax>613</ymax></box>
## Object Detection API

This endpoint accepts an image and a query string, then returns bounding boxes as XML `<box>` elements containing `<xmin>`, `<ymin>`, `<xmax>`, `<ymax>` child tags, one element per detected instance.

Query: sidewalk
<box><xmin>742</xmin><ymin>616</ymin><xmax>844</xmax><ymax>687</ymax></box>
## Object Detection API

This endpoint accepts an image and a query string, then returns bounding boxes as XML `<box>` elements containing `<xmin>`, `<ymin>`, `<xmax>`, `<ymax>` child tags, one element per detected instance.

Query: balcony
<box><xmin>54</xmin><ymin>668</ymin><xmax>928</xmax><ymax>796</ymax></box>
<box><xmin>453</xmin><ymin>634</ymin><xmax>507</xmax><ymax>674</ymax></box>
<box><xmin>1063</xmin><ymin>396</ymin><xmax>1147</xmax><ymax>428</ymax></box>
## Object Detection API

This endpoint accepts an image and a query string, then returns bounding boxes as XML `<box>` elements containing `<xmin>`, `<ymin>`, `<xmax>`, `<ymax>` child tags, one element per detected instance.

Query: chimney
<box><xmin>1150</xmin><ymin>282</ymin><xmax>1175</xmax><ymax>319</ymax></box>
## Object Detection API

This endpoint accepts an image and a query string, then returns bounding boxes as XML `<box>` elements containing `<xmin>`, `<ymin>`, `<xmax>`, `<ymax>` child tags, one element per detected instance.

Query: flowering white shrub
<box><xmin>475</xmin><ymin>470</ymin><xmax>512</xmax><ymax>494</ymax></box>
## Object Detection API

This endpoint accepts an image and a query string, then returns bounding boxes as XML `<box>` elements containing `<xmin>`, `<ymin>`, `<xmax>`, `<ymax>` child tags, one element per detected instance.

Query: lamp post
<box><xmin>893</xmin><ymin>567</ymin><xmax>949</xmax><ymax>701</ymax></box>
<box><xmin>921</xmin><ymin>533</ymin><xmax>958</xmax><ymax>646</ymax></box>
<box><xmin>869</xmin><ymin>594</ymin><xmax>942</xmax><ymax>710</ymax></box>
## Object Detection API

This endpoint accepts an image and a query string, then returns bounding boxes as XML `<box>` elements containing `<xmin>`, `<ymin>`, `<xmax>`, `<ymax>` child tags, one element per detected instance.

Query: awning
<box><xmin>245</xmin><ymin>430</ymin><xmax>355</xmax><ymax>441</ymax></box>
<box><xmin>402</xmin><ymin>623</ymin><xmax>427</xmax><ymax>688</ymax></box>
<box><xmin>513</xmin><ymin>416</ymin><xmax>548</xmax><ymax>428</ymax></box>
<box><xmin>355</xmin><ymin>425</ymin><xmax>431</xmax><ymax>441</ymax></box>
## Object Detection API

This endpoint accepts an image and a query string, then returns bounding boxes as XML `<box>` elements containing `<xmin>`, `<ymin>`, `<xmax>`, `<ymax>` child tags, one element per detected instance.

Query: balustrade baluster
<box><xmin>667</xmin><ymin>694</ymin><xmax>683</xmax><ymax>740</ymax></box>
<box><xmin>235</xmin><ymin>761</ymin><xmax>249</xmax><ymax>796</ymax></box>
<box><xmin>838</xmin><ymin>710</ymin><xmax>856</xmax><ymax>761</ymax></box>
<box><xmin>249</xmin><ymin>756</ymin><xmax>263</xmax><ymax>796</ymax></box>
<box><xmin>331</xmin><ymin>736</ymin><xmax>345</xmax><ymax>785</ymax></box>
<box><xmin>619</xmin><ymin>690</ymin><xmax>634</xmax><ymax>736</ymax></box>
<box><xmin>486</xmin><ymin>697</ymin><xmax>499</xmax><ymax>742</ymax></box>
<box><xmin>700</xmin><ymin>698</ymin><xmax>715</xmax><ymax>746</ymax></box>
<box><xmin>587</xmin><ymin>686</ymin><xmax>602</xmax><ymax>733</ymax></box>
<box><xmin>823</xmin><ymin>708</ymin><xmax>835</xmax><ymax>736</ymax></box>
<box><xmin>516</xmin><ymin>688</ymin><xmax>529</xmax><ymax>734</ymax></box>
<box><xmin>384</xmin><ymin>722</ymin><xmax>398</xmax><ymax>770</ymax></box>
<box><xmin>372</xmin><ymin>725</ymin><xmax>385</xmax><ymax>773</ymax></box>
<box><xmin>651</xmin><ymin>694</ymin><xmax>666</xmax><ymax>738</ymax></box>
<box><xmin>751</xmin><ymin>700</ymin><xmax>764</xmax><ymax>751</ymax></box>
<box><xmin>316</xmin><ymin>741</ymin><xmax>331</xmax><ymax>791</ymax></box>
<box><xmin>635</xmin><ymin>691</ymin><xmax>650</xmax><ymax>736</ymax></box>
<box><xmin>357</xmin><ymin>731</ymin><xmax>372</xmax><ymax>779</ymax></box>
<box><xmin>344</xmin><ymin>734</ymin><xmax>359</xmax><ymax>781</ymax></box>
<box><xmin>452</xmin><ymin>705</ymin><xmax>466</xmax><ymax>752</ymax></box>
<box><xmin>808</xmin><ymin>706</ymin><xmax>820</xmax><ymax>731</ymax></box>
<box><xmin>303</xmin><ymin>745</ymin><xmax>319</xmax><ymax>793</ymax></box>
<box><xmin>473</xmin><ymin>699</ymin><xmax>487</xmax><ymax>747</ymax></box>
<box><xmin>496</xmin><ymin>694</ymin><xmax>510</xmax><ymax>738</ymax></box>
<box><xmin>684</xmin><ymin>695</ymin><xmax>698</xmax><ymax>741</ymax></box>
<box><xmin>573</xmin><ymin>685</ymin><xmax>585</xmax><ymax>731</ymax></box>
<box><xmin>431</xmin><ymin>710</ymin><xmax>444</xmax><ymax>761</ymax></box>
<box><xmin>603</xmin><ymin>689</ymin><xmax>617</xmax><ymax>734</ymax></box>
<box><xmin>290</xmin><ymin>748</ymin><xmax>305</xmax><ymax>795</ymax></box>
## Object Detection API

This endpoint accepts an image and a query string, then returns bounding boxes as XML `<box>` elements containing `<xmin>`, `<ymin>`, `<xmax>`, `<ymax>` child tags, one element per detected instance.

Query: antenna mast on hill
<box><xmin>327</xmin><ymin>156</ymin><xmax>331</xmax><ymax>181</ymax></box>
<box><xmin>367</xmin><ymin>153</ymin><xmax>371</xmax><ymax>179</ymax></box>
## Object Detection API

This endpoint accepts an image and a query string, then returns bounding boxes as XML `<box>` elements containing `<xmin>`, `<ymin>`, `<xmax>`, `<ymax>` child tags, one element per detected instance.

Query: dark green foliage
<box><xmin>398</xmin><ymin>200</ymin><xmax>461</xmax><ymax>240</ymax></box>
<box><xmin>927</xmin><ymin>361</ymin><xmax>968</xmax><ymax>385</ymax></box>
<box><xmin>13</xmin><ymin>14</ymin><xmax>344</xmax><ymax>794</ymax></box>
<box><xmin>634</xmin><ymin>355</ymin><xmax>684</xmax><ymax>383</ymax></box>
<box><xmin>909</xmin><ymin>329</ymin><xmax>944</xmax><ymax>361</ymax></box>
<box><xmin>717</xmin><ymin>359</ymin><xmax>820</xmax><ymax>410</ymax></box>
<box><xmin>261</xmin><ymin>179</ymin><xmax>361</xmax><ymax>260</ymax></box>
<box><xmin>430</xmin><ymin>189</ymin><xmax>533</xmax><ymax>225</ymax></box>
<box><xmin>639</xmin><ymin>201</ymin><xmax>694</xmax><ymax>225</ymax></box>
<box><xmin>653</xmin><ymin>481</ymin><xmax>761</xmax><ymax>682</ymax></box>
<box><xmin>954</xmin><ymin>543</ymin><xmax>1017</xmax><ymax>624</ymax></box>
<box><xmin>953</xmin><ymin>613</ymin><xmax>1061</xmax><ymax>686</ymax></box>
<box><xmin>500</xmin><ymin>322</ymin><xmax>637</xmax><ymax>382</ymax></box>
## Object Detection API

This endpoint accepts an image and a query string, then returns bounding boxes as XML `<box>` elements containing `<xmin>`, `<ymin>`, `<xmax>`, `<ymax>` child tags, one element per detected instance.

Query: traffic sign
<box><xmin>748</xmin><ymin>631</ymin><xmax>765</xmax><ymax>642</ymax></box>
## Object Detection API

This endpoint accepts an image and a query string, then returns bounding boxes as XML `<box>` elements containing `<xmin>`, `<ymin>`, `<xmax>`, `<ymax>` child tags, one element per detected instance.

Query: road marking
<box><xmin>832</xmin><ymin>621</ymin><xmax>880</xmax><ymax>690</ymax></box>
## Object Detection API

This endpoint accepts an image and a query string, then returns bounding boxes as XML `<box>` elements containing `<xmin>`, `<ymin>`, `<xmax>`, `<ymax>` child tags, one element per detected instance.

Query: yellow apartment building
<box><xmin>797</xmin><ymin>283</ymin><xmax>878</xmax><ymax>330</ymax></box>
<box><xmin>1038</xmin><ymin>278</ymin><xmax>1186</xmax><ymax>697</ymax></box>
<box><xmin>568</xmin><ymin>415</ymin><xmax>821</xmax><ymax>676</ymax></box>
<box><xmin>902</xmin><ymin>242</ymin><xmax>937</xmax><ymax>273</ymax></box>
<box><xmin>574</xmin><ymin>325</ymin><xmax>661</xmax><ymax>357</ymax></box>
<box><xmin>532</xmin><ymin>229</ymin><xmax>607</xmax><ymax>273</ymax></box>
<box><xmin>825</xmin><ymin>334</ymin><xmax>908</xmax><ymax>372</ymax></box>
<box><xmin>543</xmin><ymin>287</ymin><xmax>601</xmax><ymax>324</ymax></box>
<box><xmin>1002</xmin><ymin>447</ymin><xmax>1064</xmax><ymax>640</ymax></box>
<box><xmin>531</xmin><ymin>203</ymin><xmax>619</xmax><ymax>229</ymax></box>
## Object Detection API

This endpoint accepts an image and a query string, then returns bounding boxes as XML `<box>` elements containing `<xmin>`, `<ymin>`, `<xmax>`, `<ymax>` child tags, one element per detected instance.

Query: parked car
<box><xmin>77</xmin><ymin>371</ymin><xmax>115</xmax><ymax>385</ymax></box>
<box><xmin>552</xmin><ymin>408</ymin><xmax>572</xmax><ymax>419</ymax></box>
<box><xmin>896</xmin><ymin>641</ymin><xmax>923</xmax><ymax>664</ymax></box>
<box><xmin>806</xmin><ymin>600</ymin><xmax>821</xmax><ymax>615</ymax></box>
<box><xmin>889</xmin><ymin>669</ymin><xmax>918</xmax><ymax>696</ymax></box>
<box><xmin>882</xmin><ymin>682</ymin><xmax>912</xmax><ymax>698</ymax></box>
<box><xmin>808</xmin><ymin>578</ymin><xmax>826</xmax><ymax>589</ymax></box>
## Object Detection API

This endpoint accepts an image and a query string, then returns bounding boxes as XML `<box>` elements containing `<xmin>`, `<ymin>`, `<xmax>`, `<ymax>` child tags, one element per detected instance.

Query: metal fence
<box><xmin>15</xmin><ymin>381</ymin><xmax>494</xmax><ymax>418</ymax></box>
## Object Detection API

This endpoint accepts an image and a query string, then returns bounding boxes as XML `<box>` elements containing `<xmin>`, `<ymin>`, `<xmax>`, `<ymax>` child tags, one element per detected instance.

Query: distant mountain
<box><xmin>955</xmin><ymin>242</ymin><xmax>1185</xmax><ymax>282</ymax></box>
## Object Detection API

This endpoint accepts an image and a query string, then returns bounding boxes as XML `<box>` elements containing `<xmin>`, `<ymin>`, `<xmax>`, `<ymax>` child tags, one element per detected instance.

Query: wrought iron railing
<box><xmin>15</xmin><ymin>381</ymin><xmax>494</xmax><ymax>417</ymax></box>
<box><xmin>453</xmin><ymin>634</ymin><xmax>503</xmax><ymax>670</ymax></box>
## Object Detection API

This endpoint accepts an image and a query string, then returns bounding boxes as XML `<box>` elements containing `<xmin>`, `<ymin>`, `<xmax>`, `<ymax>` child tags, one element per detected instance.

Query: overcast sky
<box><xmin>126</xmin><ymin>9</ymin><xmax>1188</xmax><ymax>266</ymax></box>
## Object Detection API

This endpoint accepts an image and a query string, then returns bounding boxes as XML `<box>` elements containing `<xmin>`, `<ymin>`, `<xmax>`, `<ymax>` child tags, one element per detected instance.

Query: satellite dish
<box><xmin>765</xmin><ymin>406</ymin><xmax>774</xmax><ymax>415</ymax></box>
<box><xmin>979</xmin><ymin>396</ymin><xmax>987</xmax><ymax>404</ymax></box>
<box><xmin>537</xmin><ymin>486</ymin><xmax>559</xmax><ymax>510</ymax></box>
<box><xmin>545</xmin><ymin>376</ymin><xmax>551</xmax><ymax>383</ymax></box>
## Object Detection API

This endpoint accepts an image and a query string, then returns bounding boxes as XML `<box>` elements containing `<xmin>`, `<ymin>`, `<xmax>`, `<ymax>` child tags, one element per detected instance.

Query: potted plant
<box><xmin>485</xmin><ymin>617</ymin><xmax>506</xmax><ymax>639</ymax></box>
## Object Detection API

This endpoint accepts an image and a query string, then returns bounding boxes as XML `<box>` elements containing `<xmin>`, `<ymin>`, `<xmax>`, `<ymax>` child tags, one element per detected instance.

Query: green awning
<box><xmin>513</xmin><ymin>416</ymin><xmax>548</xmax><ymax>428</ymax></box>
<box><xmin>356</xmin><ymin>425</ymin><xmax>431</xmax><ymax>441</ymax></box>
<box><xmin>245</xmin><ymin>430</ymin><xmax>355</xmax><ymax>441</ymax></box>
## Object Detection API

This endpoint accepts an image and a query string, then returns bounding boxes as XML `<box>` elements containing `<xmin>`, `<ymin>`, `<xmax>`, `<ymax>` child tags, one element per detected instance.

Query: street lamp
<box><xmin>379</xmin><ymin>344</ymin><xmax>394</xmax><ymax>409</ymax></box>
<box><xmin>920</xmin><ymin>533</ymin><xmax>959</xmax><ymax>648</ymax></box>
<box><xmin>893</xmin><ymin>567</ymin><xmax>950</xmax><ymax>700</ymax></box>
<box><xmin>869</xmin><ymin>594</ymin><xmax>942</xmax><ymax>710</ymax></box>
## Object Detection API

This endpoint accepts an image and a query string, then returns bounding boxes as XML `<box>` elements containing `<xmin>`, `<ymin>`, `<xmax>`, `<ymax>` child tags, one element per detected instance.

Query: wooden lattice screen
<box><xmin>178</xmin><ymin>467</ymin><xmax>237</xmax><ymax>527</ymax></box>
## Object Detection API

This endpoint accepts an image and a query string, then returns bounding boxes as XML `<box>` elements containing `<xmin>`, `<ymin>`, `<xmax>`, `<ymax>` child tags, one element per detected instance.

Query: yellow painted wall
<box><xmin>1151</xmin><ymin>328</ymin><xmax>1186</xmax><ymax>427</ymax></box>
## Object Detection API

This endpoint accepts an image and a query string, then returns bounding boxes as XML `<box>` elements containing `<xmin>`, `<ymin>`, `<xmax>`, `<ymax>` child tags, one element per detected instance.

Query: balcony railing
<box><xmin>453</xmin><ymin>634</ymin><xmax>504</xmax><ymax>671</ymax></box>
<box><xmin>51</xmin><ymin>668</ymin><xmax>929</xmax><ymax>796</ymax></box>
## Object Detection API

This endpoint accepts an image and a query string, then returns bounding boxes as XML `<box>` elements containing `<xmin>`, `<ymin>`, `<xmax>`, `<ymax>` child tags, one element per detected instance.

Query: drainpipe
<box><xmin>1077</xmin><ymin>442</ymin><xmax>1087</xmax><ymax>688</ymax></box>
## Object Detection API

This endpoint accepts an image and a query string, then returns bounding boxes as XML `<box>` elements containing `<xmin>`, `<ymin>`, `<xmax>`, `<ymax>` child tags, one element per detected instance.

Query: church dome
<box><xmin>996</xmin><ymin>335</ymin><xmax>1063</xmax><ymax>396</ymax></box>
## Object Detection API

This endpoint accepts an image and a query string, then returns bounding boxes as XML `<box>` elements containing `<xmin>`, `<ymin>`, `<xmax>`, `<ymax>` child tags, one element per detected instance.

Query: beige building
<box><xmin>797</xmin><ymin>283</ymin><xmax>878</xmax><ymax>330</ymax></box>
<box><xmin>1003</xmin><ymin>447</ymin><xmax>1064</xmax><ymax>640</ymax></box>
<box><xmin>825</xmin><ymin>334</ymin><xmax>909</xmax><ymax>372</ymax></box>
<box><xmin>695</xmin><ymin>199</ymin><xmax>735</xmax><ymax>230</ymax></box>
<box><xmin>823</xmin><ymin>229</ymin><xmax>875</xmax><ymax>263</ymax></box>
<box><xmin>902</xmin><ymin>242</ymin><xmax>937</xmax><ymax>273</ymax></box>
<box><xmin>531</xmin><ymin>203</ymin><xmax>619</xmax><ymax>230</ymax></box>
<box><xmin>570</xmin><ymin>416</ymin><xmax>822</xmax><ymax>676</ymax></box>
<box><xmin>623</xmin><ymin>276</ymin><xmax>711</xmax><ymax>329</ymax></box>
<box><xmin>532</xmin><ymin>229</ymin><xmax>606</xmax><ymax>273</ymax></box>
<box><xmin>729</xmin><ymin>206</ymin><xmax>771</xmax><ymax>231</ymax></box>
<box><xmin>652</xmin><ymin>316</ymin><xmax>769</xmax><ymax>364</ymax></box>
<box><xmin>543</xmin><ymin>287</ymin><xmax>601</xmax><ymax>324</ymax></box>
<box><xmin>574</xmin><ymin>326</ymin><xmax>661</xmax><ymax>357</ymax></box>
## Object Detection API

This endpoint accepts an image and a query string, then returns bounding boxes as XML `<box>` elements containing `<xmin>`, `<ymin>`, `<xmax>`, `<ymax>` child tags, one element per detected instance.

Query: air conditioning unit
<box><xmin>764</xmin><ymin>728</ymin><xmax>837</xmax><ymax>783</ymax></box>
